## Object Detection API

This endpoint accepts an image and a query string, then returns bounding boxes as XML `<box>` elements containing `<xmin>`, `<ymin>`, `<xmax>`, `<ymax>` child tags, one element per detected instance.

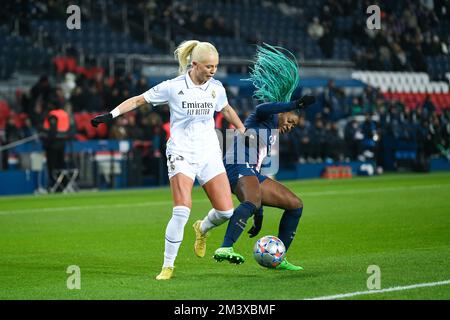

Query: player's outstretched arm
<box><xmin>91</xmin><ymin>94</ymin><xmax>147</xmax><ymax>127</ymax></box>
<box><xmin>255</xmin><ymin>95</ymin><xmax>316</xmax><ymax>119</ymax></box>
<box><xmin>221</xmin><ymin>104</ymin><xmax>246</xmax><ymax>134</ymax></box>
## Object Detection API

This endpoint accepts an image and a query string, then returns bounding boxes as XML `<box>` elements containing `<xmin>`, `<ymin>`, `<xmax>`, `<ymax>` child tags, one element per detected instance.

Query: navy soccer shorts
<box><xmin>225</xmin><ymin>163</ymin><xmax>268</xmax><ymax>191</ymax></box>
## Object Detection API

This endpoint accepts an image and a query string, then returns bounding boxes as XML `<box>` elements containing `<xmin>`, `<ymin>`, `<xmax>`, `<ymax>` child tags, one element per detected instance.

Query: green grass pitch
<box><xmin>0</xmin><ymin>172</ymin><xmax>449</xmax><ymax>300</ymax></box>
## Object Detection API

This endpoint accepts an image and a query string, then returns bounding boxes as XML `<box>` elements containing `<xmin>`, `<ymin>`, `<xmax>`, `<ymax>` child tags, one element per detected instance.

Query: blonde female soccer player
<box><xmin>91</xmin><ymin>40</ymin><xmax>245</xmax><ymax>280</ymax></box>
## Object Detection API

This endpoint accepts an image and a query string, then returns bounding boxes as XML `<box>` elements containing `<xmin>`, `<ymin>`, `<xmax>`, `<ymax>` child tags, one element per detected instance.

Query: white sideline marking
<box><xmin>0</xmin><ymin>199</ymin><xmax>210</xmax><ymax>215</ymax></box>
<box><xmin>301</xmin><ymin>183</ymin><xmax>450</xmax><ymax>196</ymax></box>
<box><xmin>0</xmin><ymin>183</ymin><xmax>448</xmax><ymax>216</ymax></box>
<box><xmin>305</xmin><ymin>280</ymin><xmax>450</xmax><ymax>300</ymax></box>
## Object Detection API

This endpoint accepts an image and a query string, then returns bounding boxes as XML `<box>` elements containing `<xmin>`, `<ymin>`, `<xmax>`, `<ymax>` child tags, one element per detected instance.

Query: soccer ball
<box><xmin>253</xmin><ymin>235</ymin><xmax>286</xmax><ymax>268</ymax></box>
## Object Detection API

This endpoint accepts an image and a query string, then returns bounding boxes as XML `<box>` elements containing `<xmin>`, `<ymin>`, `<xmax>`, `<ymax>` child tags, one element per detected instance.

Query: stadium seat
<box><xmin>445</xmin><ymin>73</ymin><xmax>450</xmax><ymax>83</ymax></box>
<box><xmin>438</xmin><ymin>82</ymin><xmax>449</xmax><ymax>93</ymax></box>
<box><xmin>418</xmin><ymin>72</ymin><xmax>430</xmax><ymax>84</ymax></box>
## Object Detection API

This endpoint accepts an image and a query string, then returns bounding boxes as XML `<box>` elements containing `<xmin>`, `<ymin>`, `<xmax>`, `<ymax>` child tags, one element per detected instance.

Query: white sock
<box><xmin>162</xmin><ymin>206</ymin><xmax>190</xmax><ymax>268</ymax></box>
<box><xmin>201</xmin><ymin>208</ymin><xmax>234</xmax><ymax>234</ymax></box>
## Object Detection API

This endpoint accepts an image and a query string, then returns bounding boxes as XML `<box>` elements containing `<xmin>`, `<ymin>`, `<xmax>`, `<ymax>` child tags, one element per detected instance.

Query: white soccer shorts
<box><xmin>166</xmin><ymin>149</ymin><xmax>225</xmax><ymax>186</ymax></box>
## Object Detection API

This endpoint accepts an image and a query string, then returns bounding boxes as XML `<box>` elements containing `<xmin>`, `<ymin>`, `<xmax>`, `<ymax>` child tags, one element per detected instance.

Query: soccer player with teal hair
<box><xmin>200</xmin><ymin>43</ymin><xmax>316</xmax><ymax>270</ymax></box>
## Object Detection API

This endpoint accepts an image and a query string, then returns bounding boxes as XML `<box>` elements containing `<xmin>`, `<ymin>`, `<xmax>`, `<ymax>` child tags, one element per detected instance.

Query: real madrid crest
<box><xmin>211</xmin><ymin>90</ymin><xmax>216</xmax><ymax>99</ymax></box>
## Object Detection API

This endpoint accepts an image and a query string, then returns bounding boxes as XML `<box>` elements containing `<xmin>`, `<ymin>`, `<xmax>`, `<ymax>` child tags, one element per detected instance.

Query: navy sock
<box><xmin>222</xmin><ymin>201</ymin><xmax>257</xmax><ymax>247</ymax></box>
<box><xmin>278</xmin><ymin>207</ymin><xmax>303</xmax><ymax>251</ymax></box>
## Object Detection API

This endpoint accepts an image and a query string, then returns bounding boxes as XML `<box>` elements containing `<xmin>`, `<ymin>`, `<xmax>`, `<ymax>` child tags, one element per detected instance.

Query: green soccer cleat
<box><xmin>213</xmin><ymin>247</ymin><xmax>245</xmax><ymax>264</ymax></box>
<box><xmin>275</xmin><ymin>259</ymin><xmax>304</xmax><ymax>271</ymax></box>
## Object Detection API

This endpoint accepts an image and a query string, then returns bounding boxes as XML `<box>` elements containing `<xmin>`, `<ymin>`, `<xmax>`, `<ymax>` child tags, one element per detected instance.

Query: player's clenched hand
<box><xmin>296</xmin><ymin>95</ymin><xmax>316</xmax><ymax>109</ymax></box>
<box><xmin>91</xmin><ymin>113</ymin><xmax>113</xmax><ymax>127</ymax></box>
<box><xmin>248</xmin><ymin>211</ymin><xmax>263</xmax><ymax>238</ymax></box>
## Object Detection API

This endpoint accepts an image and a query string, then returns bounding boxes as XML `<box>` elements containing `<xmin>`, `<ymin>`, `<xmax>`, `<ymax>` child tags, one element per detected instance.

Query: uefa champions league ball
<box><xmin>253</xmin><ymin>235</ymin><xmax>286</xmax><ymax>268</ymax></box>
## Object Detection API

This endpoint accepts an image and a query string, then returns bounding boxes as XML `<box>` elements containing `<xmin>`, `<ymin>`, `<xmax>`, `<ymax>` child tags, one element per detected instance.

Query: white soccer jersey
<box><xmin>143</xmin><ymin>72</ymin><xmax>228</xmax><ymax>163</ymax></box>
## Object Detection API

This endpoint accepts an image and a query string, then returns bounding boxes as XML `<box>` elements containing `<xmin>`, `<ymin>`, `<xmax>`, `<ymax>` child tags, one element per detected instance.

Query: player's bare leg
<box><xmin>202</xmin><ymin>172</ymin><xmax>234</xmax><ymax>211</ymax></box>
<box><xmin>170</xmin><ymin>173</ymin><xmax>195</xmax><ymax>208</ymax></box>
<box><xmin>260</xmin><ymin>178</ymin><xmax>302</xmax><ymax>210</ymax></box>
<box><xmin>233</xmin><ymin>175</ymin><xmax>262</xmax><ymax>208</ymax></box>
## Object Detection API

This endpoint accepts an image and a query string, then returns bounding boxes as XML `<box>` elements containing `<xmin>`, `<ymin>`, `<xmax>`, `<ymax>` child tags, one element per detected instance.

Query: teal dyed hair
<box><xmin>247</xmin><ymin>43</ymin><xmax>300</xmax><ymax>103</ymax></box>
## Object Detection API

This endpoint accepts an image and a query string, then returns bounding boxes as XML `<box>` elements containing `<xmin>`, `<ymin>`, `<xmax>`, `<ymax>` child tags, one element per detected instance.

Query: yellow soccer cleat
<box><xmin>193</xmin><ymin>220</ymin><xmax>209</xmax><ymax>258</ymax></box>
<box><xmin>155</xmin><ymin>267</ymin><xmax>174</xmax><ymax>280</ymax></box>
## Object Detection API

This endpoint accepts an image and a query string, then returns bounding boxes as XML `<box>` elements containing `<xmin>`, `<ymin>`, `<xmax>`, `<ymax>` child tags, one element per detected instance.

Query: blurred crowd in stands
<box><xmin>1</xmin><ymin>0</ymin><xmax>449</xmax><ymax>174</ymax></box>
<box><xmin>279</xmin><ymin>82</ymin><xmax>450</xmax><ymax>170</ymax></box>
<box><xmin>2</xmin><ymin>68</ymin><xmax>449</xmax><ymax>173</ymax></box>
<box><xmin>348</xmin><ymin>0</ymin><xmax>449</xmax><ymax>74</ymax></box>
<box><xmin>0</xmin><ymin>69</ymin><xmax>170</xmax><ymax>176</ymax></box>
<box><xmin>5</xmin><ymin>0</ymin><xmax>449</xmax><ymax>74</ymax></box>
<box><xmin>303</xmin><ymin>0</ymin><xmax>450</xmax><ymax>75</ymax></box>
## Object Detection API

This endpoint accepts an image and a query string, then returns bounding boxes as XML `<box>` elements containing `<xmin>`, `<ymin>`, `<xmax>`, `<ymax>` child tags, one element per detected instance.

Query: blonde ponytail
<box><xmin>174</xmin><ymin>40</ymin><xmax>200</xmax><ymax>74</ymax></box>
<box><xmin>174</xmin><ymin>40</ymin><xmax>219</xmax><ymax>74</ymax></box>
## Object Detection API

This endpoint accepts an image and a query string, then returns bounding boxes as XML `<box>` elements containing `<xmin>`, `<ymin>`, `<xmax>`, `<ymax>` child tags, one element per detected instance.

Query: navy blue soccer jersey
<box><xmin>224</xmin><ymin>101</ymin><xmax>297</xmax><ymax>188</ymax></box>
